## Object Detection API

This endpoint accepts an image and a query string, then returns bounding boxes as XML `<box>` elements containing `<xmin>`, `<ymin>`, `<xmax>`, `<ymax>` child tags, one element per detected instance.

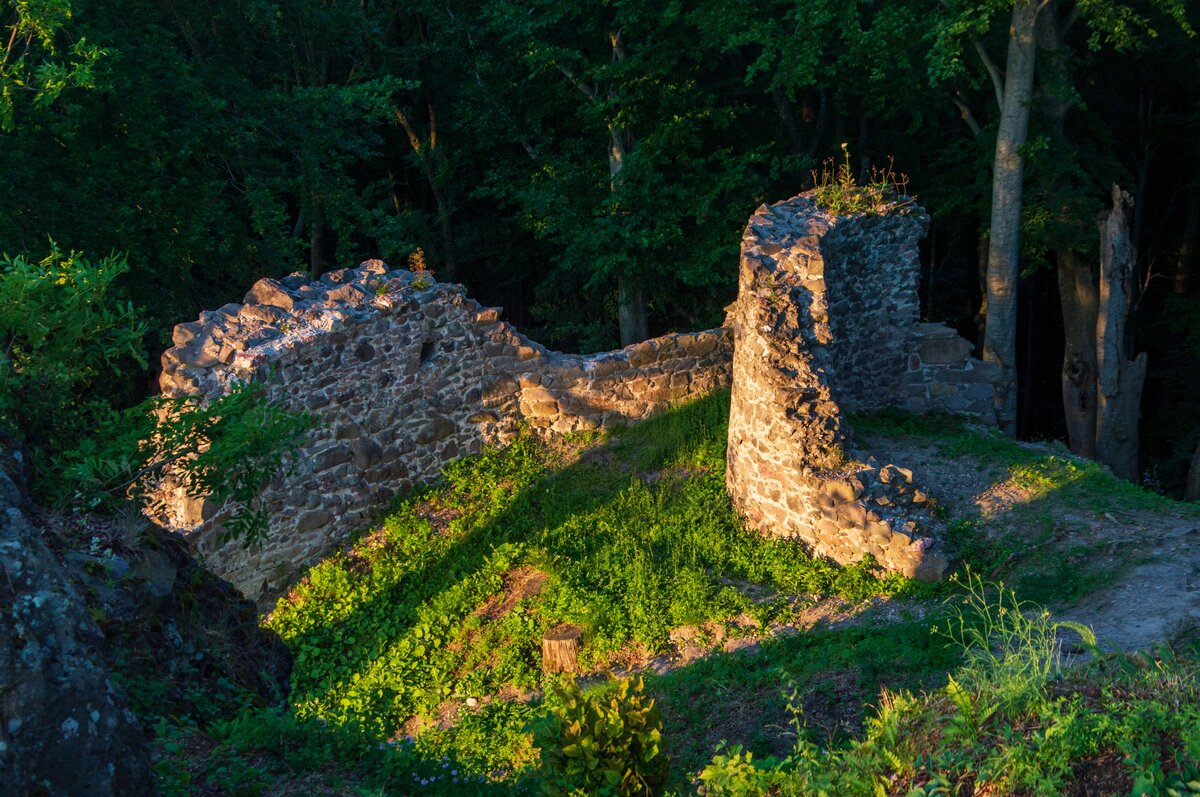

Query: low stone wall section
<box><xmin>903</xmin><ymin>323</ymin><xmax>1001</xmax><ymax>418</ymax></box>
<box><xmin>726</xmin><ymin>193</ymin><xmax>1000</xmax><ymax>580</ymax></box>
<box><xmin>156</xmin><ymin>262</ymin><xmax>730</xmax><ymax>597</ymax></box>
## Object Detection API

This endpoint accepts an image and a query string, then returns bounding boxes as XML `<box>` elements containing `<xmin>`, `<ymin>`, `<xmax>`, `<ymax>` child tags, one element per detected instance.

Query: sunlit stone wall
<box><xmin>155</xmin><ymin>262</ymin><xmax>731</xmax><ymax>597</ymax></box>
<box><xmin>726</xmin><ymin>192</ymin><xmax>999</xmax><ymax>580</ymax></box>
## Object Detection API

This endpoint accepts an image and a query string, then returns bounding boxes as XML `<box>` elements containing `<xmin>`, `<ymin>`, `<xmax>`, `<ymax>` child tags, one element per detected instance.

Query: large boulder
<box><xmin>0</xmin><ymin>468</ymin><xmax>153</xmax><ymax>796</ymax></box>
<box><xmin>0</xmin><ymin>447</ymin><xmax>292</xmax><ymax>796</ymax></box>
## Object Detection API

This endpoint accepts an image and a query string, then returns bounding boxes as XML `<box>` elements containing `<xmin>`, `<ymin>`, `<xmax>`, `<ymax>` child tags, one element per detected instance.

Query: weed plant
<box><xmin>810</xmin><ymin>144</ymin><xmax>911</xmax><ymax>216</ymax></box>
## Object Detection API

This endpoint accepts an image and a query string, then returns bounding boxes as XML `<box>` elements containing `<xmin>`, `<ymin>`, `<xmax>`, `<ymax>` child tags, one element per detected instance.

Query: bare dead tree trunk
<box><xmin>1095</xmin><ymin>186</ymin><xmax>1147</xmax><ymax>481</ymax></box>
<box><xmin>1186</xmin><ymin>439</ymin><xmax>1200</xmax><ymax>502</ymax></box>
<box><xmin>1058</xmin><ymin>251</ymin><xmax>1099</xmax><ymax>458</ymax></box>
<box><xmin>982</xmin><ymin>1</ymin><xmax>1040</xmax><ymax>436</ymax></box>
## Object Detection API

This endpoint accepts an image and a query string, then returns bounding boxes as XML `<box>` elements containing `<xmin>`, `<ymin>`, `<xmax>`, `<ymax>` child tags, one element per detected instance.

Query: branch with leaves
<box><xmin>64</xmin><ymin>382</ymin><xmax>312</xmax><ymax>548</ymax></box>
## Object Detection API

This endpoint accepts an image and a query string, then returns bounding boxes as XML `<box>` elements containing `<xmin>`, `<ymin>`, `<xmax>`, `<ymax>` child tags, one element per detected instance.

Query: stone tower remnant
<box><xmin>725</xmin><ymin>192</ymin><xmax>1000</xmax><ymax>580</ymax></box>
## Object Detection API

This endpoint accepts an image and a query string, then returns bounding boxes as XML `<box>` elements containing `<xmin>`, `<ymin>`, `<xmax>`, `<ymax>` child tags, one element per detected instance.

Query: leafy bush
<box><xmin>63</xmin><ymin>380</ymin><xmax>311</xmax><ymax>546</ymax></box>
<box><xmin>0</xmin><ymin>244</ymin><xmax>308</xmax><ymax>544</ymax></box>
<box><xmin>0</xmin><ymin>245</ymin><xmax>147</xmax><ymax>471</ymax></box>
<box><xmin>530</xmin><ymin>675</ymin><xmax>669</xmax><ymax>796</ymax></box>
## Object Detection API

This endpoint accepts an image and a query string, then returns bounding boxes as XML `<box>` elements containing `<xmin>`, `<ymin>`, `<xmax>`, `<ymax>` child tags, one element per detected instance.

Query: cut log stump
<box><xmin>542</xmin><ymin>624</ymin><xmax>582</xmax><ymax>674</ymax></box>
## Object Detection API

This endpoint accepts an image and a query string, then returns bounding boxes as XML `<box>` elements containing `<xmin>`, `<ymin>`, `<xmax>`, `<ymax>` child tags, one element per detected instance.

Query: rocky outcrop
<box><xmin>0</xmin><ymin>435</ymin><xmax>291</xmax><ymax>795</ymax></box>
<box><xmin>0</xmin><ymin>469</ymin><xmax>152</xmax><ymax>796</ymax></box>
<box><xmin>68</xmin><ymin>523</ymin><xmax>293</xmax><ymax>719</ymax></box>
<box><xmin>155</xmin><ymin>262</ymin><xmax>732</xmax><ymax>597</ymax></box>
<box><xmin>726</xmin><ymin>193</ymin><xmax>997</xmax><ymax>580</ymax></box>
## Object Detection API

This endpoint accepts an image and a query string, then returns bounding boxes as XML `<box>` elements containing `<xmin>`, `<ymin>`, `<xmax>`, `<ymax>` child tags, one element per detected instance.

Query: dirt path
<box><xmin>858</xmin><ymin>431</ymin><xmax>1200</xmax><ymax>652</ymax></box>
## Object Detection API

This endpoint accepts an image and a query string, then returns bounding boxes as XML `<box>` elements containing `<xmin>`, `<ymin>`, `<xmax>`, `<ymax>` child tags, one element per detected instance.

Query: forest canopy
<box><xmin>2</xmin><ymin>0</ymin><xmax>1198</xmax><ymax>496</ymax></box>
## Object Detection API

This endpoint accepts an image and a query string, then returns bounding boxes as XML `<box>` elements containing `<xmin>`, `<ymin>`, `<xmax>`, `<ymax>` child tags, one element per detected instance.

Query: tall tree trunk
<box><xmin>1037</xmin><ymin>2</ymin><xmax>1100</xmax><ymax>457</ymax></box>
<box><xmin>617</xmin><ymin>276</ymin><xmax>648</xmax><ymax>345</ymax></box>
<box><xmin>1176</xmin><ymin>188</ymin><xmax>1199</xmax><ymax>294</ymax></box>
<box><xmin>1095</xmin><ymin>186</ymin><xmax>1147</xmax><ymax>480</ymax></box>
<box><xmin>393</xmin><ymin>103</ymin><xmax>459</xmax><ymax>280</ymax></box>
<box><xmin>608</xmin><ymin>29</ymin><xmax>647</xmax><ymax>346</ymax></box>
<box><xmin>610</xmin><ymin>125</ymin><xmax>647</xmax><ymax>345</ymax></box>
<box><xmin>771</xmin><ymin>86</ymin><xmax>805</xmax><ymax>156</ymax></box>
<box><xmin>982</xmin><ymin>1</ymin><xmax>1040</xmax><ymax>436</ymax></box>
<box><xmin>309</xmin><ymin>195</ymin><xmax>327</xmax><ymax>277</ymax></box>
<box><xmin>1058</xmin><ymin>251</ymin><xmax>1099</xmax><ymax>457</ymax></box>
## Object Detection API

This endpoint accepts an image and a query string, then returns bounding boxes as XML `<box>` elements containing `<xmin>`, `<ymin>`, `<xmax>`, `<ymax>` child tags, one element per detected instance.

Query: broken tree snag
<box><xmin>542</xmin><ymin>624</ymin><xmax>582</xmax><ymax>674</ymax></box>
<box><xmin>1058</xmin><ymin>250</ymin><xmax>1099</xmax><ymax>459</ymax></box>
<box><xmin>1186</xmin><ymin>438</ymin><xmax>1200</xmax><ymax>503</ymax></box>
<box><xmin>1095</xmin><ymin>185</ymin><xmax>1147</xmax><ymax>481</ymax></box>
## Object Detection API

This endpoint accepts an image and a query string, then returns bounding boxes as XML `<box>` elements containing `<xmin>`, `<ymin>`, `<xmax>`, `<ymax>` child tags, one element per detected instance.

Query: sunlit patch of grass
<box><xmin>256</xmin><ymin>390</ymin><xmax>912</xmax><ymax>783</ymax></box>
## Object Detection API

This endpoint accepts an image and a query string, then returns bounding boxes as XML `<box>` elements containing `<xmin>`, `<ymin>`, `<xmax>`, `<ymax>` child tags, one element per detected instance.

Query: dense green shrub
<box><xmin>0</xmin><ymin>245</ymin><xmax>308</xmax><ymax>543</ymax></box>
<box><xmin>0</xmin><ymin>246</ymin><xmax>147</xmax><ymax>471</ymax></box>
<box><xmin>531</xmin><ymin>676</ymin><xmax>669</xmax><ymax>796</ymax></box>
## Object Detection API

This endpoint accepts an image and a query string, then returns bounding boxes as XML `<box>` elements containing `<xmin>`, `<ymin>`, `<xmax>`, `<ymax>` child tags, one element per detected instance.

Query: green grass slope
<box><xmin>145</xmin><ymin>391</ymin><xmax>1200</xmax><ymax>796</ymax></box>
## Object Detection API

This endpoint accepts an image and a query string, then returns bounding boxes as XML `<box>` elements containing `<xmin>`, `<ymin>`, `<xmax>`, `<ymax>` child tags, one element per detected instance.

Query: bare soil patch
<box><xmin>860</xmin><ymin>431</ymin><xmax>1200</xmax><ymax>652</ymax></box>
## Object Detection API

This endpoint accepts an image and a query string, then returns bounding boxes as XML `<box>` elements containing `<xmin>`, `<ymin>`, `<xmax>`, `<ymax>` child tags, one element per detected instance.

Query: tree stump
<box><xmin>542</xmin><ymin>624</ymin><xmax>582</xmax><ymax>674</ymax></box>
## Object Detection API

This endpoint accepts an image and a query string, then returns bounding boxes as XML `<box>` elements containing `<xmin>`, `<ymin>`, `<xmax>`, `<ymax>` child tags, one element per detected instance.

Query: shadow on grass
<box><xmin>247</xmin><ymin>390</ymin><xmax>928</xmax><ymax>790</ymax></box>
<box><xmin>277</xmin><ymin>391</ymin><xmax>735</xmax><ymax>706</ymax></box>
<box><xmin>649</xmin><ymin>615</ymin><xmax>958</xmax><ymax>779</ymax></box>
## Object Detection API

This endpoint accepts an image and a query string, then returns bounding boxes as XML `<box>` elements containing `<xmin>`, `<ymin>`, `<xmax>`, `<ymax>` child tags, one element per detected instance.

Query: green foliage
<box><xmin>811</xmin><ymin>143</ymin><xmax>911</xmax><ymax>216</ymax></box>
<box><xmin>0</xmin><ymin>244</ymin><xmax>307</xmax><ymax>544</ymax></box>
<box><xmin>0</xmin><ymin>245</ymin><xmax>146</xmax><ymax>465</ymax></box>
<box><xmin>0</xmin><ymin>0</ymin><xmax>107</xmax><ymax>130</ymax></box>
<box><xmin>530</xmin><ymin>675</ymin><xmax>668</xmax><ymax>796</ymax></box>
<box><xmin>696</xmin><ymin>581</ymin><xmax>1200</xmax><ymax>796</ymax></box>
<box><xmin>63</xmin><ymin>381</ymin><xmax>311</xmax><ymax>546</ymax></box>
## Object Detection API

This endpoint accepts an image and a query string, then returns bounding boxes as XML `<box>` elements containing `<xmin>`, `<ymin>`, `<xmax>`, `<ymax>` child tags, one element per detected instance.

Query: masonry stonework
<box><xmin>725</xmin><ymin>193</ymin><xmax>1001</xmax><ymax>580</ymax></box>
<box><xmin>155</xmin><ymin>193</ymin><xmax>999</xmax><ymax>596</ymax></box>
<box><xmin>157</xmin><ymin>262</ymin><xmax>731</xmax><ymax>597</ymax></box>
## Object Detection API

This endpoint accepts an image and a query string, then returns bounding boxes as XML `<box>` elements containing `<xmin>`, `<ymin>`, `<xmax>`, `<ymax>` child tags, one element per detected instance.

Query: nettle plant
<box><xmin>811</xmin><ymin>144</ymin><xmax>912</xmax><ymax>215</ymax></box>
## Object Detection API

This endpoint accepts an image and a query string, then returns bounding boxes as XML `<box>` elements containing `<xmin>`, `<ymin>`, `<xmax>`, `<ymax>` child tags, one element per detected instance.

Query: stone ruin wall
<box><xmin>725</xmin><ymin>193</ymin><xmax>1002</xmax><ymax>580</ymax></box>
<box><xmin>156</xmin><ymin>262</ymin><xmax>731</xmax><ymax>597</ymax></box>
<box><xmin>154</xmin><ymin>193</ymin><xmax>1003</xmax><ymax>596</ymax></box>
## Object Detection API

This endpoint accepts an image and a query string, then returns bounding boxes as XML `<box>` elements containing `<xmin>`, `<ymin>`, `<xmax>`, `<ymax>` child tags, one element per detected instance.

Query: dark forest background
<box><xmin>3</xmin><ymin>0</ymin><xmax>1199</xmax><ymax>495</ymax></box>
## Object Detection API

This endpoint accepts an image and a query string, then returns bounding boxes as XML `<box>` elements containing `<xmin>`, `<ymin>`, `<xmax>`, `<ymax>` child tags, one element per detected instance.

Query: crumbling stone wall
<box><xmin>726</xmin><ymin>193</ymin><xmax>1000</xmax><ymax>580</ymax></box>
<box><xmin>157</xmin><ymin>262</ymin><xmax>731</xmax><ymax>597</ymax></box>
